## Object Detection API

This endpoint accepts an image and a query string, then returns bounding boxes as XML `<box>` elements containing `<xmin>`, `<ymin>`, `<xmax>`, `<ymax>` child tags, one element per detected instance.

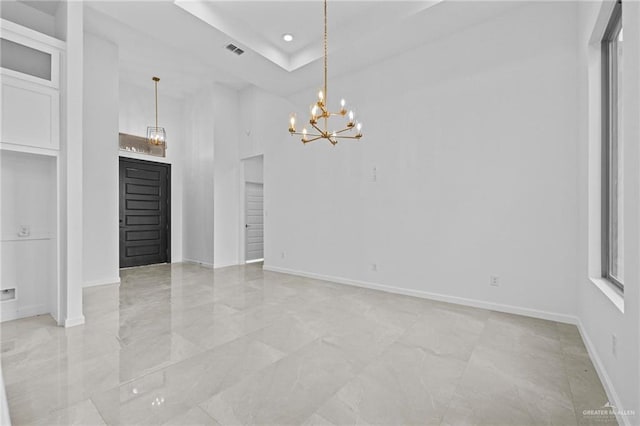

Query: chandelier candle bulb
<box><xmin>340</xmin><ymin>99</ymin><xmax>347</xmax><ymax>114</ymax></box>
<box><xmin>289</xmin><ymin>114</ymin><xmax>296</xmax><ymax>132</ymax></box>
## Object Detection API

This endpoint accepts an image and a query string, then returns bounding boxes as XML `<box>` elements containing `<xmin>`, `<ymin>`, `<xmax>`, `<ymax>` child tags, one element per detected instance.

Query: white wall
<box><xmin>1</xmin><ymin>151</ymin><xmax>56</xmax><ymax>321</ymax></box>
<box><xmin>239</xmin><ymin>85</ymin><xmax>291</xmax><ymax>265</ymax></box>
<box><xmin>212</xmin><ymin>84</ymin><xmax>241</xmax><ymax>268</ymax></box>
<box><xmin>119</xmin><ymin>81</ymin><xmax>184</xmax><ymax>263</ymax></box>
<box><xmin>239</xmin><ymin>86</ymin><xmax>264</xmax><ymax>159</ymax></box>
<box><xmin>265</xmin><ymin>2</ymin><xmax>580</xmax><ymax>322</ymax></box>
<box><xmin>577</xmin><ymin>0</ymin><xmax>640</xmax><ymax>420</ymax></box>
<box><xmin>82</xmin><ymin>32</ymin><xmax>119</xmax><ymax>287</ymax></box>
<box><xmin>181</xmin><ymin>83</ymin><xmax>246</xmax><ymax>268</ymax></box>
<box><xmin>182</xmin><ymin>87</ymin><xmax>215</xmax><ymax>265</ymax></box>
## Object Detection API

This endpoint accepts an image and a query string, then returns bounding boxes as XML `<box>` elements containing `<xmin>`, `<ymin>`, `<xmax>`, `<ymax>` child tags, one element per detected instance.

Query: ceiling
<box><xmin>174</xmin><ymin>1</ymin><xmax>438</xmax><ymax>72</ymax></box>
<box><xmin>82</xmin><ymin>1</ymin><xmax>523</xmax><ymax>99</ymax></box>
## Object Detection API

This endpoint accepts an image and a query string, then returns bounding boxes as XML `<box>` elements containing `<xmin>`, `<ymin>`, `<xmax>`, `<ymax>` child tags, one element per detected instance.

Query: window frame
<box><xmin>601</xmin><ymin>0</ymin><xmax>623</xmax><ymax>292</ymax></box>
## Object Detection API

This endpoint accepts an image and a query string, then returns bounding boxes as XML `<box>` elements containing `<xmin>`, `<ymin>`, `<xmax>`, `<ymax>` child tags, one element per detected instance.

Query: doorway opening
<box><xmin>242</xmin><ymin>155</ymin><xmax>264</xmax><ymax>264</ymax></box>
<box><xmin>119</xmin><ymin>157</ymin><xmax>171</xmax><ymax>268</ymax></box>
<box><xmin>245</xmin><ymin>182</ymin><xmax>264</xmax><ymax>263</ymax></box>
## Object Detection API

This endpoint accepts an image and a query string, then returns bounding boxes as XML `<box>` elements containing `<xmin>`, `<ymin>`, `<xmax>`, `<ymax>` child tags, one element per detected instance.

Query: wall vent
<box><xmin>225</xmin><ymin>43</ymin><xmax>245</xmax><ymax>56</ymax></box>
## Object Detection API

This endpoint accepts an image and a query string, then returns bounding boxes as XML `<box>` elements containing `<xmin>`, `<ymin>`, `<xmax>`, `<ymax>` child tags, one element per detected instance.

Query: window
<box><xmin>602</xmin><ymin>1</ymin><xmax>623</xmax><ymax>291</ymax></box>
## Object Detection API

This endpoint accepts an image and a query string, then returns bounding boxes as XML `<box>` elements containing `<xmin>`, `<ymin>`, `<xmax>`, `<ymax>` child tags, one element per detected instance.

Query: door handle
<box><xmin>245</xmin><ymin>224</ymin><xmax>249</xmax><ymax>228</ymax></box>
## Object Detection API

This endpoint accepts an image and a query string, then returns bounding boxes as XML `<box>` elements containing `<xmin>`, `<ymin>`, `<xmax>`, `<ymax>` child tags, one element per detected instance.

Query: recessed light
<box><xmin>282</xmin><ymin>33</ymin><xmax>294</xmax><ymax>42</ymax></box>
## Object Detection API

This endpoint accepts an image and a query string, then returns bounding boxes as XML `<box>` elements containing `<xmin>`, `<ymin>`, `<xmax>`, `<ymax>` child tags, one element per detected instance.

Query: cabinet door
<box><xmin>1</xmin><ymin>75</ymin><xmax>59</xmax><ymax>150</ymax></box>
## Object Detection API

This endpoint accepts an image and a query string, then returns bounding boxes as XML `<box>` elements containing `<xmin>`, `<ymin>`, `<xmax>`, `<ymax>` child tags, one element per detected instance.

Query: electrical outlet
<box><xmin>1</xmin><ymin>288</ymin><xmax>15</xmax><ymax>301</ymax></box>
<box><xmin>490</xmin><ymin>276</ymin><xmax>500</xmax><ymax>287</ymax></box>
<box><xmin>372</xmin><ymin>167</ymin><xmax>377</xmax><ymax>182</ymax></box>
<box><xmin>371</xmin><ymin>263</ymin><xmax>377</xmax><ymax>272</ymax></box>
<box><xmin>18</xmin><ymin>225</ymin><xmax>30</xmax><ymax>237</ymax></box>
<box><xmin>612</xmin><ymin>334</ymin><xmax>617</xmax><ymax>357</ymax></box>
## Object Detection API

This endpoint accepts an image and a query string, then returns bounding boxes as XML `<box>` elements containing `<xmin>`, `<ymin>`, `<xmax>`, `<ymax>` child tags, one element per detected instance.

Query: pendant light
<box><xmin>147</xmin><ymin>76</ymin><xmax>166</xmax><ymax>147</ymax></box>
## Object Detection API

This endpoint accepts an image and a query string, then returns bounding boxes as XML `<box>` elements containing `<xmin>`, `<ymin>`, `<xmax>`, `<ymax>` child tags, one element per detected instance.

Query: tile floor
<box><xmin>2</xmin><ymin>263</ymin><xmax>616</xmax><ymax>425</ymax></box>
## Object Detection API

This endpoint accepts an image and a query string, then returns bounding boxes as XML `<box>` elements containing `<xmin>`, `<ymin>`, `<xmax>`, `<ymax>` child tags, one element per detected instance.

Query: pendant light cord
<box><xmin>323</xmin><ymin>0</ymin><xmax>328</xmax><ymax>132</ymax></box>
<box><xmin>153</xmin><ymin>76</ymin><xmax>160</xmax><ymax>129</ymax></box>
<box><xmin>324</xmin><ymin>0</ymin><xmax>327</xmax><ymax>100</ymax></box>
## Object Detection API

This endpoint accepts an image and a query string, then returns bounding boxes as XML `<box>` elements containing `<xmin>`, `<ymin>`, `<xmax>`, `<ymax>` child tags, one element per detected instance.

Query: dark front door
<box><xmin>119</xmin><ymin>158</ymin><xmax>170</xmax><ymax>268</ymax></box>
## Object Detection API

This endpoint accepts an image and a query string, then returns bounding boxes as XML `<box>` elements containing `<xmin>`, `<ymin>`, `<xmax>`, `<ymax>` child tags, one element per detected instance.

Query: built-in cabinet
<box><xmin>2</xmin><ymin>75</ymin><xmax>60</xmax><ymax>150</ymax></box>
<box><xmin>0</xmin><ymin>19</ymin><xmax>64</xmax><ymax>322</ymax></box>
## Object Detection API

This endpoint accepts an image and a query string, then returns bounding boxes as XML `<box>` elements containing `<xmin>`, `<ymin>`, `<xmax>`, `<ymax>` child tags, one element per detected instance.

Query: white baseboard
<box><xmin>183</xmin><ymin>259</ymin><xmax>242</xmax><ymax>269</ymax></box>
<box><xmin>263</xmin><ymin>265</ymin><xmax>578</xmax><ymax>325</ymax></box>
<box><xmin>214</xmin><ymin>261</ymin><xmax>240</xmax><ymax>269</ymax></box>
<box><xmin>83</xmin><ymin>276</ymin><xmax>121</xmax><ymax>288</ymax></box>
<box><xmin>182</xmin><ymin>258</ymin><xmax>215</xmax><ymax>269</ymax></box>
<box><xmin>64</xmin><ymin>315</ymin><xmax>85</xmax><ymax>328</ymax></box>
<box><xmin>577</xmin><ymin>320</ymin><xmax>629</xmax><ymax>426</ymax></box>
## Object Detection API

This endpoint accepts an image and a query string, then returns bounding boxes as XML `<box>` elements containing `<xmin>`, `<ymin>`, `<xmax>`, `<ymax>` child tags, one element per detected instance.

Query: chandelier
<box><xmin>288</xmin><ymin>0</ymin><xmax>363</xmax><ymax>145</ymax></box>
<box><xmin>147</xmin><ymin>76</ymin><xmax>166</xmax><ymax>147</ymax></box>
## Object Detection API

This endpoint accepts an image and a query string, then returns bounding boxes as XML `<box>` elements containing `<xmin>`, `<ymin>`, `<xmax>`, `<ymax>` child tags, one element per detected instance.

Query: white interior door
<box><xmin>245</xmin><ymin>182</ymin><xmax>264</xmax><ymax>262</ymax></box>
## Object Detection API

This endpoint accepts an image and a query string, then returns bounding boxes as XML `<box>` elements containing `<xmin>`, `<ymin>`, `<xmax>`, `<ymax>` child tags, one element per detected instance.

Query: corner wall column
<box><xmin>62</xmin><ymin>0</ymin><xmax>84</xmax><ymax>327</ymax></box>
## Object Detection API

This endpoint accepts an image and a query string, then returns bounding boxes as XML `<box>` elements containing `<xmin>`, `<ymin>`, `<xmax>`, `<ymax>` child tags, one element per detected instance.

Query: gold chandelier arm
<box><xmin>334</xmin><ymin>127</ymin><xmax>355</xmax><ymax>135</ymax></box>
<box><xmin>290</xmin><ymin>132</ymin><xmax>324</xmax><ymax>143</ymax></box>
<box><xmin>334</xmin><ymin>135</ymin><xmax>362</xmax><ymax>140</ymax></box>
<box><xmin>310</xmin><ymin>121</ymin><xmax>326</xmax><ymax>136</ymax></box>
<box><xmin>291</xmin><ymin>131</ymin><xmax>322</xmax><ymax>137</ymax></box>
<box><xmin>303</xmin><ymin>135</ymin><xmax>324</xmax><ymax>143</ymax></box>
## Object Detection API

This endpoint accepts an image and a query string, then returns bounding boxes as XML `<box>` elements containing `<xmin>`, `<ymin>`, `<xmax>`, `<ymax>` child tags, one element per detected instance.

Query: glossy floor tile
<box><xmin>2</xmin><ymin>263</ymin><xmax>616</xmax><ymax>425</ymax></box>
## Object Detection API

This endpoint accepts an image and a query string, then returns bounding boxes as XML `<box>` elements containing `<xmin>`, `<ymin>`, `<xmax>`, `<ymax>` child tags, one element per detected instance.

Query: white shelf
<box><xmin>0</xmin><ymin>142</ymin><xmax>59</xmax><ymax>157</ymax></box>
<box><xmin>1</xmin><ymin>235</ymin><xmax>55</xmax><ymax>242</ymax></box>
